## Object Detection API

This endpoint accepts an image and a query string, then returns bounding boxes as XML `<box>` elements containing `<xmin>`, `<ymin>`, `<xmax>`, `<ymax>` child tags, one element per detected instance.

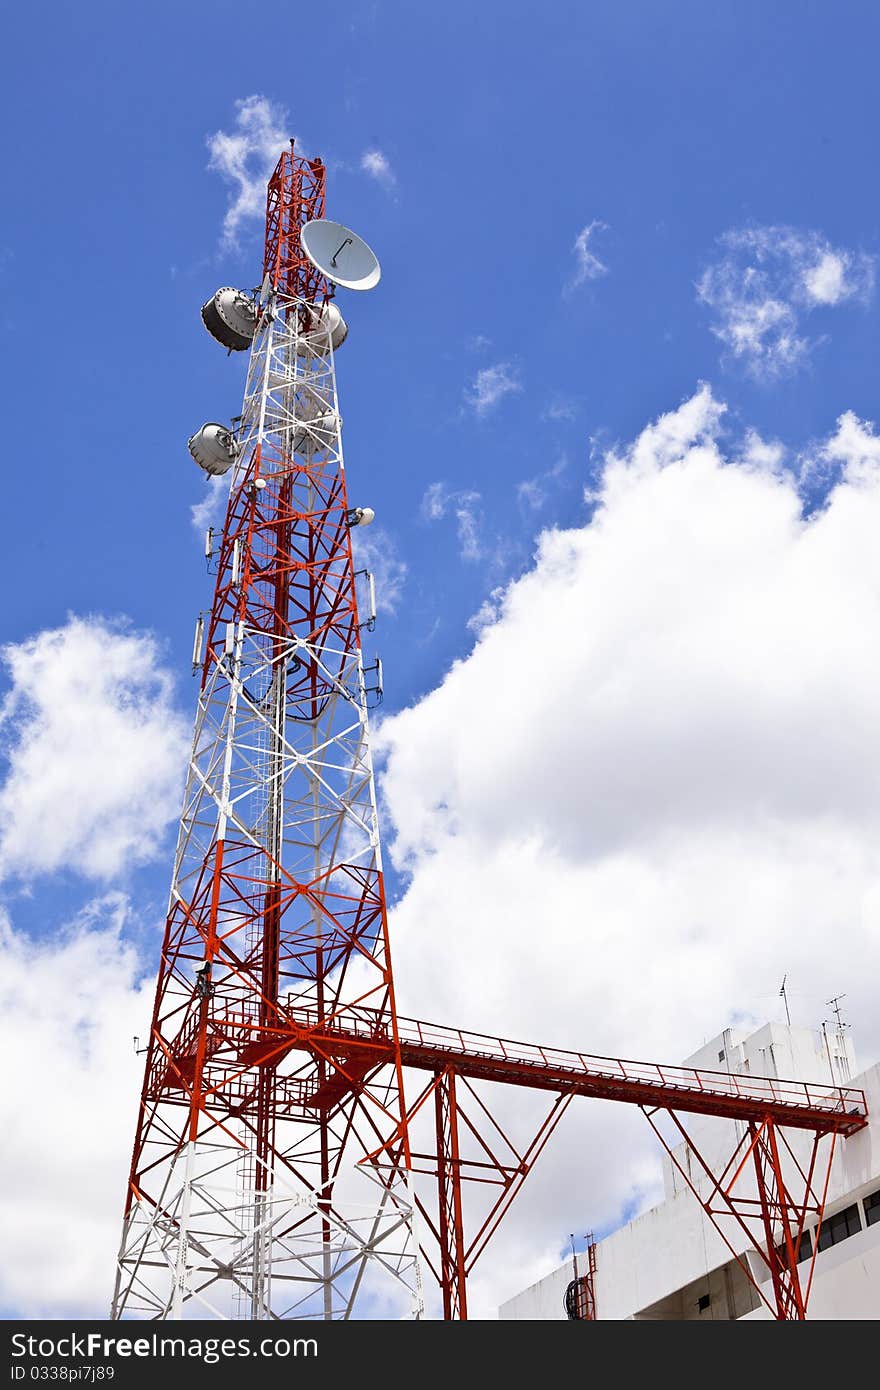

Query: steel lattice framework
<box><xmin>112</xmin><ymin>142</ymin><xmax>869</xmax><ymax>1323</ymax></box>
<box><xmin>112</xmin><ymin>148</ymin><xmax>422</xmax><ymax>1321</ymax></box>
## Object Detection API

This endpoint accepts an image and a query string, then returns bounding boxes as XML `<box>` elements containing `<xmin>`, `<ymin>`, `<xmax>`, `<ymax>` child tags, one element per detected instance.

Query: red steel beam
<box><xmin>204</xmin><ymin>1006</ymin><xmax>867</xmax><ymax>1137</ymax></box>
<box><xmin>393</xmin><ymin>1031</ymin><xmax>865</xmax><ymax>1135</ymax></box>
<box><xmin>434</xmin><ymin>1069</ymin><xmax>468</xmax><ymax>1320</ymax></box>
<box><xmin>154</xmin><ymin>997</ymin><xmax>867</xmax><ymax>1322</ymax></box>
<box><xmin>643</xmin><ymin>1107</ymin><xmax>839</xmax><ymax>1321</ymax></box>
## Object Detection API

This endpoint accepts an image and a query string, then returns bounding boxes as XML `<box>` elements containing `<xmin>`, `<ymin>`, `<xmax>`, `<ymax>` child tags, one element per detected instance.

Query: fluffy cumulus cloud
<box><xmin>8</xmin><ymin>396</ymin><xmax>880</xmax><ymax>1319</ymax></box>
<box><xmin>360</xmin><ymin>148</ymin><xmax>396</xmax><ymax>186</ymax></box>
<box><xmin>798</xmin><ymin>409</ymin><xmax>880</xmax><ymax>497</ymax></box>
<box><xmin>207</xmin><ymin>95</ymin><xmax>291</xmax><ymax>247</ymax></box>
<box><xmin>464</xmin><ymin>362</ymin><xmax>522</xmax><ymax>416</ymax></box>
<box><xmin>0</xmin><ymin>894</ymin><xmax>153</xmax><ymax>1315</ymax></box>
<box><xmin>379</xmin><ymin>387</ymin><xmax>880</xmax><ymax>1313</ymax></box>
<box><xmin>0</xmin><ymin>618</ymin><xmax>189</xmax><ymax>880</ymax></box>
<box><xmin>0</xmin><ymin>617</ymin><xmax>188</xmax><ymax>1315</ymax></box>
<box><xmin>820</xmin><ymin>408</ymin><xmax>880</xmax><ymax>479</ymax></box>
<box><xmin>698</xmin><ymin>225</ymin><xmax>875</xmax><ymax>375</ymax></box>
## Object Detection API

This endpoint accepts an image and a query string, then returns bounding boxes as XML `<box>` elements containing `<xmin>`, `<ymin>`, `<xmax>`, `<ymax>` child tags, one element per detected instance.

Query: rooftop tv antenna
<box><xmin>826</xmin><ymin>994</ymin><xmax>848</xmax><ymax>1031</ymax></box>
<box><xmin>779</xmin><ymin>974</ymin><xmax>791</xmax><ymax>1026</ymax></box>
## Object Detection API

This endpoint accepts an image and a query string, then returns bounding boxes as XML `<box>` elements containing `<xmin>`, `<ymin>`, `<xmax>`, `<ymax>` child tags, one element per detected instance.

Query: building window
<box><xmin>718</xmin><ymin>1050</ymin><xmax>725</xmax><ymax>1062</ymax></box>
<box><xmin>816</xmin><ymin>1203</ymin><xmax>862</xmax><ymax>1252</ymax></box>
<box><xmin>864</xmin><ymin>1189</ymin><xmax>880</xmax><ymax>1228</ymax></box>
<box><xmin>697</xmin><ymin>1293</ymin><xmax>711</xmax><ymax>1312</ymax></box>
<box><xmin>776</xmin><ymin>1230</ymin><xmax>812</xmax><ymax>1265</ymax></box>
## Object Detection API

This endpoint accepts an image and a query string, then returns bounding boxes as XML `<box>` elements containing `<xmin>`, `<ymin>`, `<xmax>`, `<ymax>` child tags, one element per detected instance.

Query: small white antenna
<box><xmin>191</xmin><ymin>614</ymin><xmax>205</xmax><ymax>673</ymax></box>
<box><xmin>368</xmin><ymin>572</ymin><xmax>376</xmax><ymax>630</ymax></box>
<box><xmin>354</xmin><ymin>568</ymin><xmax>377</xmax><ymax>632</ymax></box>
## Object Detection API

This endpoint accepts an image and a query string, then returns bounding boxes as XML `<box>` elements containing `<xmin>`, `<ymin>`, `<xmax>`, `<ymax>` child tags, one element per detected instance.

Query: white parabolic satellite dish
<box><xmin>301</xmin><ymin>219</ymin><xmax>381</xmax><ymax>291</ymax></box>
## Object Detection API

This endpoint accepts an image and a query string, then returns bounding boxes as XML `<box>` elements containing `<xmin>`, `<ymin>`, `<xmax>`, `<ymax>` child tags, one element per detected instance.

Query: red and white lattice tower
<box><xmin>109</xmin><ymin>141</ymin><xmax>870</xmax><ymax>1326</ymax></box>
<box><xmin>112</xmin><ymin>144</ymin><xmax>423</xmax><ymax>1321</ymax></box>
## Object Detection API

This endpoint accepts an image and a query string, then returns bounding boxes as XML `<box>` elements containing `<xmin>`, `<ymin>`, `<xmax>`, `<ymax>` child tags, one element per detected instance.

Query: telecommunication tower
<box><xmin>112</xmin><ymin>144</ymin><xmax>422</xmax><ymax>1320</ymax></box>
<box><xmin>111</xmin><ymin>142</ymin><xmax>869</xmax><ymax>1323</ymax></box>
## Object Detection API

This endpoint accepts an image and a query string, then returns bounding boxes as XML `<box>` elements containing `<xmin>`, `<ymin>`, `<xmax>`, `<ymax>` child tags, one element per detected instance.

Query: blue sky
<box><xmin>2</xmin><ymin>0</ymin><xmax>880</xmax><ymax>1317</ymax></box>
<box><xmin>2</xmin><ymin>0</ymin><xmax>876</xmax><ymax>925</ymax></box>
<box><xmin>4</xmin><ymin>2</ymin><xmax>877</xmax><ymax>683</ymax></box>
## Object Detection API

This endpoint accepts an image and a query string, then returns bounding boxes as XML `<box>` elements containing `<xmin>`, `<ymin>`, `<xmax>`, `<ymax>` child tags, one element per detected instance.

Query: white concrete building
<box><xmin>500</xmin><ymin>1021</ymin><xmax>880</xmax><ymax>1320</ymax></box>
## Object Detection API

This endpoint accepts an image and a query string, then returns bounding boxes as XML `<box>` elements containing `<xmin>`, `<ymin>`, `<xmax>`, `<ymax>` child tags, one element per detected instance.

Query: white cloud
<box><xmin>10</xmin><ymin>392</ymin><xmax>880</xmax><ymax>1319</ymax></box>
<box><xmin>466</xmin><ymin>585</ymin><xmax>505</xmax><ymax>635</ymax></box>
<box><xmin>464</xmin><ymin>362</ymin><xmax>522</xmax><ymax>416</ymax></box>
<box><xmin>515</xmin><ymin>477</ymin><xmax>546</xmax><ymax>511</ymax></box>
<box><xmin>0</xmin><ymin>894</ymin><xmax>153</xmax><ymax>1315</ymax></box>
<box><xmin>821</xmin><ymin>408</ymin><xmax>880</xmax><ymax>483</ymax></box>
<box><xmin>737</xmin><ymin>427</ymin><xmax>786</xmax><ymax>476</ymax></box>
<box><xmin>379</xmin><ymin>387</ymin><xmax>880</xmax><ymax>1313</ymax></box>
<box><xmin>698</xmin><ymin>225</ymin><xmax>875</xmax><ymax>375</ymax></box>
<box><xmin>207</xmin><ymin>95</ymin><xmax>291</xmax><ymax>247</ymax></box>
<box><xmin>516</xmin><ymin>453</ymin><xmax>569</xmax><ymax>512</ymax></box>
<box><xmin>569</xmin><ymin>220</ymin><xmax>609</xmax><ymax>288</ymax></box>
<box><xmin>420</xmin><ymin>481</ymin><xmax>450</xmax><ymax>522</ymax></box>
<box><xmin>803</xmin><ymin>250</ymin><xmax>849</xmax><ymax>305</ymax></box>
<box><xmin>0</xmin><ymin>618</ymin><xmax>188</xmax><ymax>880</ymax></box>
<box><xmin>360</xmin><ymin>148</ymin><xmax>396</xmax><ymax>187</ymax></box>
<box><xmin>190</xmin><ymin>473</ymin><xmax>230</xmax><ymax>535</ymax></box>
<box><xmin>798</xmin><ymin>410</ymin><xmax>880</xmax><ymax>496</ymax></box>
<box><xmin>351</xmin><ymin>526</ymin><xmax>408</xmax><ymax>614</ymax></box>
<box><xmin>541</xmin><ymin>395</ymin><xmax>580</xmax><ymax>423</ymax></box>
<box><xmin>421</xmin><ymin>483</ymin><xmax>484</xmax><ymax>561</ymax></box>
